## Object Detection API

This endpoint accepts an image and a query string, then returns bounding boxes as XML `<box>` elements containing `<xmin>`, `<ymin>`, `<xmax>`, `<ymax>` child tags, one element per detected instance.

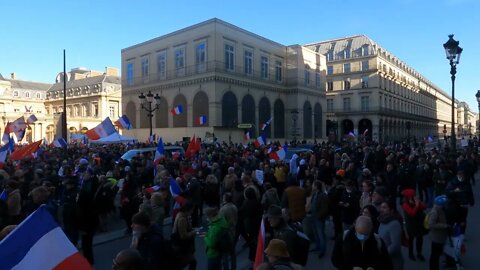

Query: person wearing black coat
<box><xmin>239</xmin><ymin>186</ymin><xmax>263</xmax><ymax>262</ymax></box>
<box><xmin>332</xmin><ymin>216</ymin><xmax>393</xmax><ymax>270</ymax></box>
<box><xmin>445</xmin><ymin>169</ymin><xmax>474</xmax><ymax>234</ymax></box>
<box><xmin>76</xmin><ymin>168</ymin><xmax>100</xmax><ymax>265</ymax></box>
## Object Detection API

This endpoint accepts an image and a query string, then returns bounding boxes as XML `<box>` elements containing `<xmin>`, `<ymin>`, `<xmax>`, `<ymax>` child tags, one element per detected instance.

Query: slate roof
<box><xmin>8</xmin><ymin>79</ymin><xmax>51</xmax><ymax>91</ymax></box>
<box><xmin>48</xmin><ymin>75</ymin><xmax>120</xmax><ymax>92</ymax></box>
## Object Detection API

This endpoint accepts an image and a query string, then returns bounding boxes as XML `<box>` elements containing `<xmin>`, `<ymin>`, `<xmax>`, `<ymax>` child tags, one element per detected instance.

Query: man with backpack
<box><xmin>256</xmin><ymin>239</ymin><xmax>303</xmax><ymax>270</ymax></box>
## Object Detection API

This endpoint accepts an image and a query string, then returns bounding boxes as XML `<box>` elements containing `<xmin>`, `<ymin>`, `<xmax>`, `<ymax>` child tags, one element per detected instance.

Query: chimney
<box><xmin>10</xmin><ymin>72</ymin><xmax>16</xmax><ymax>80</ymax></box>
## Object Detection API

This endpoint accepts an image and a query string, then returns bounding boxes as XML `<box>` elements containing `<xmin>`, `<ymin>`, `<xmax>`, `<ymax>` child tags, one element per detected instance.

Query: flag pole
<box><xmin>62</xmin><ymin>50</ymin><xmax>68</xmax><ymax>151</ymax></box>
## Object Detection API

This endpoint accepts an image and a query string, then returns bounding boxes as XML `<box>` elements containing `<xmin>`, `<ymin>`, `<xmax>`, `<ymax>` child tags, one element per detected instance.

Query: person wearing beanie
<box><xmin>427</xmin><ymin>195</ymin><xmax>450</xmax><ymax>270</ymax></box>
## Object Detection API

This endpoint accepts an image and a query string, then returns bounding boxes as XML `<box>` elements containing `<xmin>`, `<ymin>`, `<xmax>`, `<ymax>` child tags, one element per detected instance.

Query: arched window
<box><xmin>274</xmin><ymin>99</ymin><xmax>285</xmax><ymax>138</ymax></box>
<box><xmin>13</xmin><ymin>91</ymin><xmax>19</xmax><ymax>97</ymax></box>
<box><xmin>172</xmin><ymin>94</ymin><xmax>187</xmax><ymax>127</ymax></box>
<box><xmin>242</xmin><ymin>95</ymin><xmax>256</xmax><ymax>137</ymax></box>
<box><xmin>303</xmin><ymin>101</ymin><xmax>312</xmax><ymax>139</ymax></box>
<box><xmin>258</xmin><ymin>97</ymin><xmax>271</xmax><ymax>137</ymax></box>
<box><xmin>155</xmin><ymin>97</ymin><xmax>168</xmax><ymax>128</ymax></box>
<box><xmin>222</xmin><ymin>91</ymin><xmax>238</xmax><ymax>127</ymax></box>
<box><xmin>25</xmin><ymin>92</ymin><xmax>30</xmax><ymax>98</ymax></box>
<box><xmin>192</xmin><ymin>91</ymin><xmax>209</xmax><ymax>127</ymax></box>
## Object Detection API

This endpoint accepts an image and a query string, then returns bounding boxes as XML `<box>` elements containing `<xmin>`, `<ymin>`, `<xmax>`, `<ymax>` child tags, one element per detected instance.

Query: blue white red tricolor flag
<box><xmin>52</xmin><ymin>138</ymin><xmax>68</xmax><ymax>148</ymax></box>
<box><xmin>169</xmin><ymin>178</ymin><xmax>186</xmax><ymax>207</ymax></box>
<box><xmin>270</xmin><ymin>145</ymin><xmax>287</xmax><ymax>161</ymax></box>
<box><xmin>12</xmin><ymin>116</ymin><xmax>26</xmax><ymax>141</ymax></box>
<box><xmin>197</xmin><ymin>115</ymin><xmax>207</xmax><ymax>126</ymax></box>
<box><xmin>145</xmin><ymin>185</ymin><xmax>161</xmax><ymax>193</ymax></box>
<box><xmin>254</xmin><ymin>134</ymin><xmax>266</xmax><ymax>148</ymax></box>
<box><xmin>85</xmin><ymin>117</ymin><xmax>116</xmax><ymax>140</ymax></box>
<box><xmin>0</xmin><ymin>143</ymin><xmax>10</xmax><ymax>168</ymax></box>
<box><xmin>26</xmin><ymin>114</ymin><xmax>38</xmax><ymax>125</ymax></box>
<box><xmin>154</xmin><ymin>137</ymin><xmax>165</xmax><ymax>164</ymax></box>
<box><xmin>115</xmin><ymin>115</ymin><xmax>132</xmax><ymax>130</ymax></box>
<box><xmin>261</xmin><ymin>117</ymin><xmax>272</xmax><ymax>131</ymax></box>
<box><xmin>253</xmin><ymin>218</ymin><xmax>266</xmax><ymax>269</ymax></box>
<box><xmin>2</xmin><ymin>122</ymin><xmax>12</xmax><ymax>144</ymax></box>
<box><xmin>0</xmin><ymin>205</ymin><xmax>92</xmax><ymax>270</ymax></box>
<box><xmin>170</xmin><ymin>105</ymin><xmax>183</xmax><ymax>116</ymax></box>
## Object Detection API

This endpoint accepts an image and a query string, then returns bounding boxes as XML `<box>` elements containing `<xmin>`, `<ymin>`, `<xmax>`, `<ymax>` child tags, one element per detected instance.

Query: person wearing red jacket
<box><xmin>401</xmin><ymin>189</ymin><xmax>426</xmax><ymax>261</ymax></box>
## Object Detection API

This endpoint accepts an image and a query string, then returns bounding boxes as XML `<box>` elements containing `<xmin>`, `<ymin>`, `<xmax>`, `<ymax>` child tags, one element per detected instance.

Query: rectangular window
<box><xmin>327</xmin><ymin>51</ymin><xmax>333</xmax><ymax>61</ymax></box>
<box><xmin>109</xmin><ymin>105</ymin><xmax>115</xmax><ymax>119</ymax></box>
<box><xmin>362</xmin><ymin>76</ymin><xmax>369</xmax><ymax>88</ymax></box>
<box><xmin>175</xmin><ymin>46</ymin><xmax>185</xmax><ymax>77</ymax></box>
<box><xmin>361</xmin><ymin>96</ymin><xmax>369</xmax><ymax>111</ymax></box>
<box><xmin>93</xmin><ymin>103</ymin><xmax>99</xmax><ymax>117</ymax></box>
<box><xmin>196</xmin><ymin>42</ymin><xmax>206</xmax><ymax>72</ymax></box>
<box><xmin>225</xmin><ymin>44</ymin><xmax>235</xmax><ymax>71</ymax></box>
<box><xmin>275</xmin><ymin>60</ymin><xmax>282</xmax><ymax>82</ymax></box>
<box><xmin>327</xmin><ymin>99</ymin><xmax>334</xmax><ymax>112</ymax></box>
<box><xmin>327</xmin><ymin>65</ymin><xmax>333</xmax><ymax>75</ymax></box>
<box><xmin>244</xmin><ymin>50</ymin><xmax>253</xmax><ymax>75</ymax></box>
<box><xmin>327</xmin><ymin>81</ymin><xmax>333</xmax><ymax>91</ymax></box>
<box><xmin>127</xmin><ymin>63</ymin><xmax>134</xmax><ymax>86</ymax></box>
<box><xmin>304</xmin><ymin>68</ymin><xmax>310</xmax><ymax>86</ymax></box>
<box><xmin>343</xmin><ymin>97</ymin><xmax>351</xmax><ymax>111</ymax></box>
<box><xmin>362</xmin><ymin>46</ymin><xmax>369</xmax><ymax>56</ymax></box>
<box><xmin>344</xmin><ymin>50</ymin><xmax>351</xmax><ymax>58</ymax></box>
<box><xmin>315</xmin><ymin>72</ymin><xmax>321</xmax><ymax>88</ymax></box>
<box><xmin>157</xmin><ymin>51</ymin><xmax>166</xmax><ymax>80</ymax></box>
<box><xmin>343</xmin><ymin>63</ymin><xmax>351</xmax><ymax>73</ymax></box>
<box><xmin>344</xmin><ymin>78</ymin><xmax>351</xmax><ymax>90</ymax></box>
<box><xmin>261</xmin><ymin>56</ymin><xmax>269</xmax><ymax>79</ymax></box>
<box><xmin>141</xmin><ymin>57</ymin><xmax>149</xmax><ymax>81</ymax></box>
<box><xmin>361</xmin><ymin>60</ymin><xmax>369</xmax><ymax>71</ymax></box>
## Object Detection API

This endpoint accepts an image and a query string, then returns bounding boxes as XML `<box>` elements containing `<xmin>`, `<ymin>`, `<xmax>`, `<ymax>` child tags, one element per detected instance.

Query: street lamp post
<box><xmin>291</xmin><ymin>110</ymin><xmax>299</xmax><ymax>143</ymax></box>
<box><xmin>138</xmin><ymin>91</ymin><xmax>161</xmax><ymax>138</ymax></box>
<box><xmin>443</xmin><ymin>34</ymin><xmax>463</xmax><ymax>153</ymax></box>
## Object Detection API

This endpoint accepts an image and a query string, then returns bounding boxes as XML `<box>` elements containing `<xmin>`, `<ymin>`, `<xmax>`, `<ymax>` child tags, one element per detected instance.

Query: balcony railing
<box><xmin>123</xmin><ymin>60</ymin><xmax>323</xmax><ymax>91</ymax></box>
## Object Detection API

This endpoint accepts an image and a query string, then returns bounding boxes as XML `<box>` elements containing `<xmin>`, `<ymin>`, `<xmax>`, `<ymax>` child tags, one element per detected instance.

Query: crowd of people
<box><xmin>0</xmin><ymin>138</ymin><xmax>477</xmax><ymax>270</ymax></box>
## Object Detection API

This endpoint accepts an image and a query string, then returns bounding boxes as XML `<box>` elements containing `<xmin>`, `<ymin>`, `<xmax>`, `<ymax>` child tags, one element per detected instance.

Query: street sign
<box><xmin>237</xmin><ymin>123</ymin><xmax>252</xmax><ymax>129</ymax></box>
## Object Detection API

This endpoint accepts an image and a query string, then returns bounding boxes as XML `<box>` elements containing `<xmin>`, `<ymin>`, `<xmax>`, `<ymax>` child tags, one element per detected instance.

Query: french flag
<box><xmin>2</xmin><ymin>122</ymin><xmax>12</xmax><ymax>144</ymax></box>
<box><xmin>169</xmin><ymin>178</ymin><xmax>186</xmax><ymax>206</ymax></box>
<box><xmin>85</xmin><ymin>117</ymin><xmax>116</xmax><ymax>140</ymax></box>
<box><xmin>270</xmin><ymin>145</ymin><xmax>287</xmax><ymax>161</ymax></box>
<box><xmin>26</xmin><ymin>114</ymin><xmax>38</xmax><ymax>125</ymax></box>
<box><xmin>115</xmin><ymin>115</ymin><xmax>132</xmax><ymax>130</ymax></box>
<box><xmin>261</xmin><ymin>117</ymin><xmax>272</xmax><ymax>131</ymax></box>
<box><xmin>52</xmin><ymin>138</ymin><xmax>68</xmax><ymax>148</ymax></box>
<box><xmin>254</xmin><ymin>134</ymin><xmax>266</xmax><ymax>148</ymax></box>
<box><xmin>253</xmin><ymin>218</ymin><xmax>266</xmax><ymax>269</ymax></box>
<box><xmin>197</xmin><ymin>115</ymin><xmax>207</xmax><ymax>126</ymax></box>
<box><xmin>145</xmin><ymin>185</ymin><xmax>161</xmax><ymax>193</ymax></box>
<box><xmin>0</xmin><ymin>143</ymin><xmax>10</xmax><ymax>169</ymax></box>
<box><xmin>154</xmin><ymin>137</ymin><xmax>165</xmax><ymax>164</ymax></box>
<box><xmin>0</xmin><ymin>205</ymin><xmax>92</xmax><ymax>269</ymax></box>
<box><xmin>170</xmin><ymin>105</ymin><xmax>183</xmax><ymax>116</ymax></box>
<box><xmin>244</xmin><ymin>130</ymin><xmax>250</xmax><ymax>141</ymax></box>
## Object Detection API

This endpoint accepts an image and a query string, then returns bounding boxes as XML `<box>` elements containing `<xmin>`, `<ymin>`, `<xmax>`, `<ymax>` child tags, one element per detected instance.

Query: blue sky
<box><xmin>1</xmin><ymin>0</ymin><xmax>479</xmax><ymax>109</ymax></box>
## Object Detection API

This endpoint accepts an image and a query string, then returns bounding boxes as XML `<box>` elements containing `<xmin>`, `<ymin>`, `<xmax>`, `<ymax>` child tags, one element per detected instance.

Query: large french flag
<box><xmin>154</xmin><ymin>137</ymin><xmax>165</xmax><ymax>164</ymax></box>
<box><xmin>0</xmin><ymin>144</ymin><xmax>10</xmax><ymax>168</ymax></box>
<box><xmin>170</xmin><ymin>105</ymin><xmax>183</xmax><ymax>116</ymax></box>
<box><xmin>169</xmin><ymin>178</ymin><xmax>186</xmax><ymax>206</ymax></box>
<box><xmin>2</xmin><ymin>122</ymin><xmax>12</xmax><ymax>144</ymax></box>
<box><xmin>85</xmin><ymin>117</ymin><xmax>116</xmax><ymax>140</ymax></box>
<box><xmin>244</xmin><ymin>130</ymin><xmax>250</xmax><ymax>141</ymax></box>
<box><xmin>253</xmin><ymin>218</ymin><xmax>266</xmax><ymax>269</ymax></box>
<box><xmin>270</xmin><ymin>145</ymin><xmax>287</xmax><ymax>161</ymax></box>
<box><xmin>0</xmin><ymin>205</ymin><xmax>92</xmax><ymax>270</ymax></box>
<box><xmin>115</xmin><ymin>115</ymin><xmax>132</xmax><ymax>130</ymax></box>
